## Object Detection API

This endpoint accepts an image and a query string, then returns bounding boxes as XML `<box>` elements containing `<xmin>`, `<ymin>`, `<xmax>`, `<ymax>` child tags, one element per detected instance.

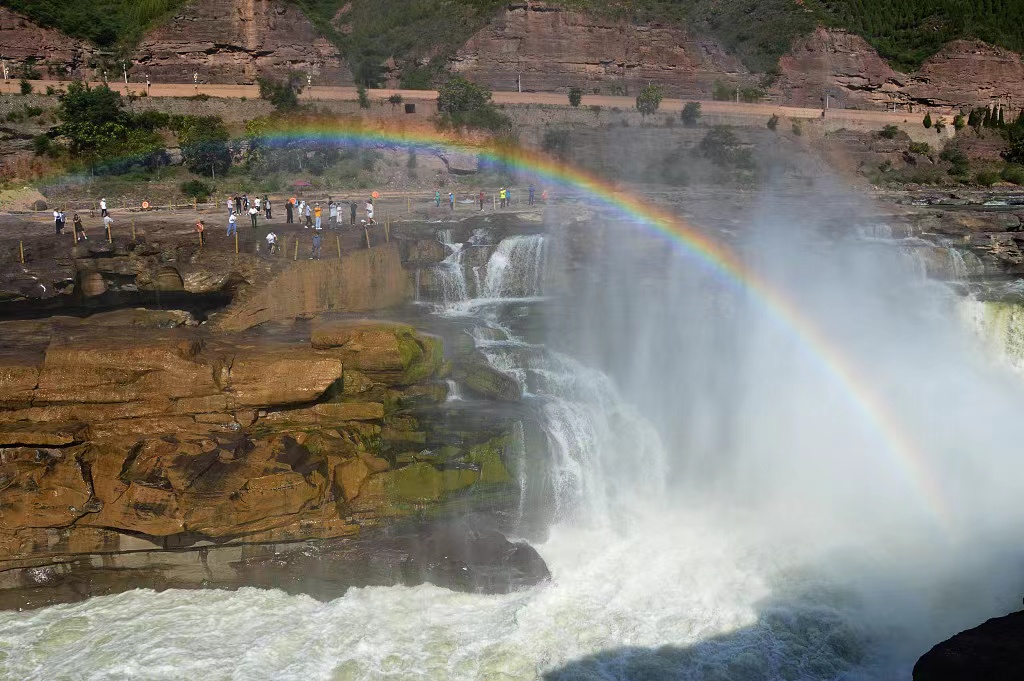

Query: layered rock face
<box><xmin>775</xmin><ymin>28</ymin><xmax>1024</xmax><ymax>110</ymax></box>
<box><xmin>134</xmin><ymin>0</ymin><xmax>350</xmax><ymax>85</ymax></box>
<box><xmin>450</xmin><ymin>4</ymin><xmax>751</xmax><ymax>97</ymax></box>
<box><xmin>0</xmin><ymin>8</ymin><xmax>94</xmax><ymax>80</ymax></box>
<box><xmin>0</xmin><ymin>313</ymin><xmax>535</xmax><ymax>606</ymax></box>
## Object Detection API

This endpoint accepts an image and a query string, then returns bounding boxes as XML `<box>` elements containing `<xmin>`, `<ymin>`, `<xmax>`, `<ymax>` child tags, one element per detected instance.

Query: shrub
<box><xmin>699</xmin><ymin>125</ymin><xmax>753</xmax><ymax>168</ymax></box>
<box><xmin>681</xmin><ymin>101</ymin><xmax>701</xmax><ymax>127</ymax></box>
<box><xmin>388</xmin><ymin>94</ymin><xmax>404</xmax><ymax>108</ymax></box>
<box><xmin>436</xmin><ymin>77</ymin><xmax>512</xmax><ymax>133</ymax></box>
<box><xmin>19</xmin><ymin>79</ymin><xmax>31</xmax><ymax>95</ymax></box>
<box><xmin>712</xmin><ymin>80</ymin><xmax>733</xmax><ymax>101</ymax></box>
<box><xmin>976</xmin><ymin>170</ymin><xmax>1000</xmax><ymax>186</ymax></box>
<box><xmin>357</xmin><ymin>86</ymin><xmax>369</xmax><ymax>109</ymax></box>
<box><xmin>31</xmin><ymin>133</ymin><xmax>51</xmax><ymax>156</ymax></box>
<box><xmin>542</xmin><ymin>128</ymin><xmax>571</xmax><ymax>159</ymax></box>
<box><xmin>180</xmin><ymin>179</ymin><xmax>214</xmax><ymax>200</ymax></box>
<box><xmin>739</xmin><ymin>86</ymin><xmax>766</xmax><ymax>103</ymax></box>
<box><xmin>879</xmin><ymin>124</ymin><xmax>900</xmax><ymax>139</ymax></box>
<box><xmin>257</xmin><ymin>75</ymin><xmax>303</xmax><ymax>110</ymax></box>
<box><xmin>792</xmin><ymin>121</ymin><xmax>803</xmax><ymax>136</ymax></box>
<box><xmin>767</xmin><ymin>114</ymin><xmax>779</xmax><ymax>131</ymax></box>
<box><xmin>568</xmin><ymin>87</ymin><xmax>583</xmax><ymax>108</ymax></box>
<box><xmin>923</xmin><ymin>112</ymin><xmax>932</xmax><ymax>128</ymax></box>
<box><xmin>941</xmin><ymin>143</ymin><xmax>970</xmax><ymax>176</ymax></box>
<box><xmin>953</xmin><ymin>114</ymin><xmax>966</xmax><ymax>131</ymax></box>
<box><xmin>1001</xmin><ymin>165</ymin><xmax>1024</xmax><ymax>184</ymax></box>
<box><xmin>909</xmin><ymin>142</ymin><xmax>931</xmax><ymax>155</ymax></box>
<box><xmin>635</xmin><ymin>84</ymin><xmax>663</xmax><ymax>117</ymax></box>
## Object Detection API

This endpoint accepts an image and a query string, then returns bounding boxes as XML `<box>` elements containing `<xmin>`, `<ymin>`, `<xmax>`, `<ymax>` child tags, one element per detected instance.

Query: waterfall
<box><xmin>948</xmin><ymin>248</ymin><xmax>968</xmax><ymax>280</ymax></box>
<box><xmin>434</xmin><ymin>229</ymin><xmax>469</xmax><ymax>308</ymax></box>
<box><xmin>959</xmin><ymin>297</ymin><xmax>1024</xmax><ymax>371</ymax></box>
<box><xmin>898</xmin><ymin>245</ymin><xmax>929</xmax><ymax>280</ymax></box>
<box><xmin>481</xmin><ymin>235</ymin><xmax>546</xmax><ymax>299</ymax></box>
<box><xmin>855</xmin><ymin>222</ymin><xmax>893</xmax><ymax>240</ymax></box>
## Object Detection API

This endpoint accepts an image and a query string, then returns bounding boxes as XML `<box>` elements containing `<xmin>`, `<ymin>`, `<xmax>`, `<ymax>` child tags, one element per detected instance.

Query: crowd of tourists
<box><xmin>56</xmin><ymin>187</ymin><xmax>548</xmax><ymax>260</ymax></box>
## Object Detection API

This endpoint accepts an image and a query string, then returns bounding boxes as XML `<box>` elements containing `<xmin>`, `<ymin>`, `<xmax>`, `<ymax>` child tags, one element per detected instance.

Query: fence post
<box><xmin>364</xmin><ymin>226</ymin><xmax>371</xmax><ymax>250</ymax></box>
<box><xmin>336</xmin><ymin>235</ymin><xmax>342</xmax><ymax>260</ymax></box>
<box><xmin>106</xmin><ymin>223</ymin><xmax>112</xmax><ymax>243</ymax></box>
<box><xmin>131</xmin><ymin>217</ymin><xmax>136</xmax><ymax>240</ymax></box>
<box><xmin>234</xmin><ymin>231</ymin><xmax>238</xmax><ymax>254</ymax></box>
<box><xmin>385</xmin><ymin>215</ymin><xmax>390</xmax><ymax>242</ymax></box>
<box><xmin>19</xmin><ymin>240</ymin><xmax>24</xmax><ymax>264</ymax></box>
<box><xmin>294</xmin><ymin>238</ymin><xmax>299</xmax><ymax>261</ymax></box>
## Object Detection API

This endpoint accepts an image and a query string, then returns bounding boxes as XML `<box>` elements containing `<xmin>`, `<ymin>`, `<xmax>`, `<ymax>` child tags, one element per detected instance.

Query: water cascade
<box><xmin>6</xmin><ymin>203</ymin><xmax>1024</xmax><ymax>681</ymax></box>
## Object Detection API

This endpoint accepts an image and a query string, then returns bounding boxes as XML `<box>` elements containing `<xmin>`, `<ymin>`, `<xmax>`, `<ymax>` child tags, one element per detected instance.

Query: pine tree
<box><xmin>984</xmin><ymin>106</ymin><xmax>993</xmax><ymax>127</ymax></box>
<box><xmin>999</xmin><ymin>106</ymin><xmax>1006</xmax><ymax>127</ymax></box>
<box><xmin>923</xmin><ymin>112</ymin><xmax>932</xmax><ymax>128</ymax></box>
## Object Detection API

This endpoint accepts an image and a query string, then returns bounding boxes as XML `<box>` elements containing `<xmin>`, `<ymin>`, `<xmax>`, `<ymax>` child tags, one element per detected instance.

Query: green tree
<box><xmin>699</xmin><ymin>125</ymin><xmax>752</xmax><ymax>168</ymax></box>
<box><xmin>953</xmin><ymin>113</ymin><xmax>966</xmax><ymax>130</ymax></box>
<box><xmin>635</xmin><ymin>84</ymin><xmax>663</xmax><ymax>117</ymax></box>
<box><xmin>257</xmin><ymin>75</ymin><xmax>303</xmax><ymax>110</ymax></box>
<box><xmin>19</xmin><ymin>79</ymin><xmax>31</xmax><ymax>96</ymax></box>
<box><xmin>174</xmin><ymin>115</ymin><xmax>231</xmax><ymax>177</ymax></box>
<box><xmin>767</xmin><ymin>114</ymin><xmax>780</xmax><ymax>131</ymax></box>
<box><xmin>923</xmin><ymin>112</ymin><xmax>932</xmax><ymax>129</ymax></box>
<box><xmin>681</xmin><ymin>101</ymin><xmax>702</xmax><ymax>127</ymax></box>
<box><xmin>568</xmin><ymin>87</ymin><xmax>583</xmax><ymax>108</ymax></box>
<box><xmin>983</xmin><ymin>106</ymin><xmax>993</xmax><ymax>128</ymax></box>
<box><xmin>438</xmin><ymin>76</ymin><xmax>492</xmax><ymax>115</ymax></box>
<box><xmin>388</xmin><ymin>93</ymin><xmax>404</xmax><ymax>108</ymax></box>
<box><xmin>357</xmin><ymin>85</ymin><xmax>370</xmax><ymax>109</ymax></box>
<box><xmin>999</xmin><ymin>106</ymin><xmax>1006</xmax><ymax>127</ymax></box>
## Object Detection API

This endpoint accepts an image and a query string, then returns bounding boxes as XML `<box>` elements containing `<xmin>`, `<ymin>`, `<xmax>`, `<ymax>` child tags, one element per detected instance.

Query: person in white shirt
<box><xmin>329</xmin><ymin>200</ymin><xmax>338</xmax><ymax>226</ymax></box>
<box><xmin>249</xmin><ymin>204</ymin><xmax>258</xmax><ymax>229</ymax></box>
<box><xmin>100</xmin><ymin>198</ymin><xmax>108</xmax><ymax>217</ymax></box>
<box><xmin>227</xmin><ymin>212</ymin><xmax>237</xmax><ymax>236</ymax></box>
<box><xmin>53</xmin><ymin>209</ymin><xmax>62</xmax><ymax>235</ymax></box>
<box><xmin>102</xmin><ymin>215</ymin><xmax>113</xmax><ymax>236</ymax></box>
<box><xmin>366</xmin><ymin>199</ymin><xmax>375</xmax><ymax>225</ymax></box>
<box><xmin>226</xmin><ymin>197</ymin><xmax>233</xmax><ymax>217</ymax></box>
<box><xmin>266</xmin><ymin>231</ymin><xmax>278</xmax><ymax>254</ymax></box>
<box><xmin>304</xmin><ymin>202</ymin><xmax>312</xmax><ymax>228</ymax></box>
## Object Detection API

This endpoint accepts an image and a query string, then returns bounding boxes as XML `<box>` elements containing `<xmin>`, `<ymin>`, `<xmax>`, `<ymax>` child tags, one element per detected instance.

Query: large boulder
<box><xmin>914</xmin><ymin>611</ymin><xmax>1024</xmax><ymax>681</ymax></box>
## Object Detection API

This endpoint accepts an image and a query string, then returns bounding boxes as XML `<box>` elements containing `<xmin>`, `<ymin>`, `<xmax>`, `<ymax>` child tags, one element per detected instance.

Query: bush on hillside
<box><xmin>635</xmin><ymin>84</ymin><xmax>663</xmax><ymax>117</ymax></box>
<box><xmin>681</xmin><ymin>102</ymin><xmax>702</xmax><ymax>127</ymax></box>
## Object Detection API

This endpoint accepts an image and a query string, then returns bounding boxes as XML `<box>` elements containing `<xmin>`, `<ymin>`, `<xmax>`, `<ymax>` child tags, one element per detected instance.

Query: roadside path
<box><xmin>15</xmin><ymin>80</ymin><xmax>928</xmax><ymax>127</ymax></box>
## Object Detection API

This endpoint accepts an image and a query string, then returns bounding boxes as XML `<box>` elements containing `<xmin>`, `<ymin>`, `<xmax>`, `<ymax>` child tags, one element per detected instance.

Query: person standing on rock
<box><xmin>53</xmin><ymin>208</ymin><xmax>62</xmax><ymax>235</ymax></box>
<box><xmin>226</xmin><ymin>197</ymin><xmax>234</xmax><ymax>218</ymax></box>
<box><xmin>350</xmin><ymin>200</ymin><xmax>357</xmax><ymax>226</ymax></box>
<box><xmin>314</xmin><ymin>202</ymin><xmax>322</xmax><ymax>230</ymax></box>
<box><xmin>100</xmin><ymin>198</ymin><xmax>108</xmax><ymax>218</ymax></box>
<box><xmin>499</xmin><ymin>187</ymin><xmax>506</xmax><ymax>209</ymax></box>
<box><xmin>254</xmin><ymin>196</ymin><xmax>261</xmax><ymax>216</ymax></box>
<box><xmin>479</xmin><ymin>190</ymin><xmax>485</xmax><ymax>211</ymax></box>
<box><xmin>235</xmin><ymin>195</ymin><xmax>242</xmax><ymax>215</ymax></box>
<box><xmin>285</xmin><ymin>198</ymin><xmax>293</xmax><ymax>224</ymax></box>
<box><xmin>102</xmin><ymin>214</ymin><xmax>113</xmax><ymax>237</ymax></box>
<box><xmin>195</xmin><ymin>219</ymin><xmax>206</xmax><ymax>247</ymax></box>
<box><xmin>449</xmin><ymin>192</ymin><xmax>455</xmax><ymax>210</ymax></box>
<box><xmin>366</xmin><ymin>198</ymin><xmax>375</xmax><ymax>225</ymax></box>
<box><xmin>73</xmin><ymin>213</ymin><xmax>87</xmax><ymax>242</ymax></box>
<box><xmin>304</xmin><ymin>201</ymin><xmax>313</xmax><ymax>228</ymax></box>
<box><xmin>227</xmin><ymin>211</ymin><xmax>238</xmax><ymax>236</ymax></box>
<box><xmin>264</xmin><ymin>196</ymin><xmax>272</xmax><ymax>220</ymax></box>
<box><xmin>266</xmin><ymin>230</ymin><xmax>278</xmax><ymax>254</ymax></box>
<box><xmin>311</xmin><ymin>230</ymin><xmax>322</xmax><ymax>259</ymax></box>
<box><xmin>329</xmin><ymin>199</ymin><xmax>337</xmax><ymax>227</ymax></box>
<box><xmin>435</xmin><ymin>189</ymin><xmax>441</xmax><ymax>208</ymax></box>
<box><xmin>529</xmin><ymin>184</ymin><xmax>535</xmax><ymax>205</ymax></box>
<box><xmin>249</xmin><ymin>203</ymin><xmax>259</xmax><ymax>229</ymax></box>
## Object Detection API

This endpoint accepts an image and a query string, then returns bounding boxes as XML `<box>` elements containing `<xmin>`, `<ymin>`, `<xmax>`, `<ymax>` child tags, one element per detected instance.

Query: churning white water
<box><xmin>4</xmin><ymin>197</ymin><xmax>1024</xmax><ymax>680</ymax></box>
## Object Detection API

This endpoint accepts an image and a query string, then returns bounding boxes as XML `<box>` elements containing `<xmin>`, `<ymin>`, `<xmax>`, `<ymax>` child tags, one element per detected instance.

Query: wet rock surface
<box><xmin>914</xmin><ymin>611</ymin><xmax>1024</xmax><ymax>681</ymax></box>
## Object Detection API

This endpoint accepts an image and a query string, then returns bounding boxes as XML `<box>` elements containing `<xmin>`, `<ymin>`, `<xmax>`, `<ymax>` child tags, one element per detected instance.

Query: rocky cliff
<box><xmin>0</xmin><ymin>7</ymin><xmax>94</xmax><ymax>80</ymax></box>
<box><xmin>134</xmin><ymin>0</ymin><xmax>350</xmax><ymax>85</ymax></box>
<box><xmin>914</xmin><ymin>610</ymin><xmax>1024</xmax><ymax>681</ymax></box>
<box><xmin>775</xmin><ymin>28</ymin><xmax>1024</xmax><ymax>110</ymax></box>
<box><xmin>450</xmin><ymin>4</ymin><xmax>752</xmax><ymax>98</ymax></box>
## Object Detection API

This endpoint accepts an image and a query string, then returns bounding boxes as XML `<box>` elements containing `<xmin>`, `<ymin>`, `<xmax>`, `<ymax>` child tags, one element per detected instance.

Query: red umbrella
<box><xmin>292</xmin><ymin>180</ymin><xmax>312</xmax><ymax>188</ymax></box>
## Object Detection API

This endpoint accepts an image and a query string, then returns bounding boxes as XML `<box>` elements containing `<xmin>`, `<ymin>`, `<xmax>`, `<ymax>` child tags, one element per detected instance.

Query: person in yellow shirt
<box><xmin>499</xmin><ymin>187</ymin><xmax>507</xmax><ymax>208</ymax></box>
<box><xmin>314</xmin><ymin>202</ymin><xmax>323</xmax><ymax>229</ymax></box>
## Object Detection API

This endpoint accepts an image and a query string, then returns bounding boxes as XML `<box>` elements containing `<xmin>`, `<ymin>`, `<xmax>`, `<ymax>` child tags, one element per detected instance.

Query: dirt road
<box><xmin>20</xmin><ymin>79</ymin><xmax>931</xmax><ymax>128</ymax></box>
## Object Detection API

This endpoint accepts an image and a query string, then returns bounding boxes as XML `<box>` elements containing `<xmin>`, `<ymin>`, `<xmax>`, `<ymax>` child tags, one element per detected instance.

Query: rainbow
<box><xmin>263</xmin><ymin>119</ymin><xmax>949</xmax><ymax>527</ymax></box>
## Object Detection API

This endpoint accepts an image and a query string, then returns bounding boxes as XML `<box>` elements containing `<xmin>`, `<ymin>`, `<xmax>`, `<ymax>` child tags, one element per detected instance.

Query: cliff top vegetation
<box><xmin>0</xmin><ymin>0</ymin><xmax>183</xmax><ymax>49</ymax></box>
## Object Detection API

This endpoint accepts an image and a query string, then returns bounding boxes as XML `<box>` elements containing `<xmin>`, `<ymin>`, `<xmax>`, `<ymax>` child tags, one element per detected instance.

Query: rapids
<box><xmin>4</xmin><ymin>197</ymin><xmax>1024</xmax><ymax>681</ymax></box>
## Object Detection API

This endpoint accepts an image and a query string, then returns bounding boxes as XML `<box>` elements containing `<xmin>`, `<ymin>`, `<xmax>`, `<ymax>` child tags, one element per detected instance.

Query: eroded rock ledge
<box><xmin>0</xmin><ymin>312</ymin><xmax>546</xmax><ymax>608</ymax></box>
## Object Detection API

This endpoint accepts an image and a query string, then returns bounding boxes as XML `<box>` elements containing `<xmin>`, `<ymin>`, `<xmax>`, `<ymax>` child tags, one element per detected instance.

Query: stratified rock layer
<box><xmin>451</xmin><ymin>4</ymin><xmax>750</xmax><ymax>97</ymax></box>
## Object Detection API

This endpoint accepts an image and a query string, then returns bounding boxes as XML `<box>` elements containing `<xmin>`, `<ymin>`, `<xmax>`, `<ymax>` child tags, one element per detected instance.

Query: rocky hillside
<box><xmin>0</xmin><ymin>1</ymin><xmax>1023</xmax><ymax>110</ymax></box>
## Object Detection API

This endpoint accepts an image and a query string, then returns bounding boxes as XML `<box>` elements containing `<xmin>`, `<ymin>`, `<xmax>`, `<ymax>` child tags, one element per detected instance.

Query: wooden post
<box><xmin>106</xmin><ymin>223</ymin><xmax>112</xmax><ymax>243</ymax></box>
<box><xmin>385</xmin><ymin>215</ymin><xmax>390</xmax><ymax>242</ymax></box>
<box><xmin>336</xmin><ymin>235</ymin><xmax>342</xmax><ymax>260</ymax></box>
<box><xmin>294</xmin><ymin>238</ymin><xmax>299</xmax><ymax>261</ymax></box>
<box><xmin>131</xmin><ymin>218</ymin><xmax>136</xmax><ymax>240</ymax></box>
<box><xmin>407</xmin><ymin>197</ymin><xmax>410</xmax><ymax>215</ymax></box>
<box><xmin>19</xmin><ymin>240</ymin><xmax>24</xmax><ymax>264</ymax></box>
<box><xmin>493</xmin><ymin>196</ymin><xmax>496</xmax><ymax>211</ymax></box>
<box><xmin>234</xmin><ymin>230</ymin><xmax>238</xmax><ymax>254</ymax></box>
<box><xmin>194</xmin><ymin>198</ymin><xmax>197</xmax><ymax>211</ymax></box>
<box><xmin>364</xmin><ymin>226</ymin><xmax>371</xmax><ymax>250</ymax></box>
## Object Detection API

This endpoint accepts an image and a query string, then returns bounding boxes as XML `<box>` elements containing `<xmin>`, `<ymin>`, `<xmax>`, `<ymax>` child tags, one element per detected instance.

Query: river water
<box><xmin>3</xmin><ymin>205</ymin><xmax>1024</xmax><ymax>680</ymax></box>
